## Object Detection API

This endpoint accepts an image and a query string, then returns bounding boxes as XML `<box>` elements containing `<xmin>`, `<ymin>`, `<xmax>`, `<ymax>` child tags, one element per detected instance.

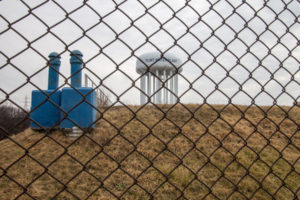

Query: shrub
<box><xmin>0</xmin><ymin>105</ymin><xmax>30</xmax><ymax>140</ymax></box>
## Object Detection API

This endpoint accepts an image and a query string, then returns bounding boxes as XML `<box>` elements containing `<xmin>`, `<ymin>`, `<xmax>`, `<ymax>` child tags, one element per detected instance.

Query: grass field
<box><xmin>0</xmin><ymin>104</ymin><xmax>299</xmax><ymax>200</ymax></box>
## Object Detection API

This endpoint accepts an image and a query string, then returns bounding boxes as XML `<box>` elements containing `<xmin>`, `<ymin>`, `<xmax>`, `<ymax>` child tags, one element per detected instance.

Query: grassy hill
<box><xmin>0</xmin><ymin>104</ymin><xmax>299</xmax><ymax>199</ymax></box>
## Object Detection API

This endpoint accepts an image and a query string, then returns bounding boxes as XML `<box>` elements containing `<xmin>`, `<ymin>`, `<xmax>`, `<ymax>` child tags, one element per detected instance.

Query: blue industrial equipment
<box><xmin>60</xmin><ymin>50</ymin><xmax>97</xmax><ymax>130</ymax></box>
<box><xmin>30</xmin><ymin>52</ymin><xmax>61</xmax><ymax>129</ymax></box>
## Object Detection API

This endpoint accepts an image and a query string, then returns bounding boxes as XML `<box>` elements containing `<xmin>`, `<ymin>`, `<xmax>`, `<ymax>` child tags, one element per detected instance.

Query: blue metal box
<box><xmin>60</xmin><ymin>87</ymin><xmax>97</xmax><ymax>130</ymax></box>
<box><xmin>30</xmin><ymin>90</ymin><xmax>61</xmax><ymax>129</ymax></box>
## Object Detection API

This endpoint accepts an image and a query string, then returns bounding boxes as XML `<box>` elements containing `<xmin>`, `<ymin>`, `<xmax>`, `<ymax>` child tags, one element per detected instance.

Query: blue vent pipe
<box><xmin>48</xmin><ymin>52</ymin><xmax>61</xmax><ymax>90</ymax></box>
<box><xmin>60</xmin><ymin>50</ymin><xmax>97</xmax><ymax>130</ymax></box>
<box><xmin>70</xmin><ymin>50</ymin><xmax>83</xmax><ymax>88</ymax></box>
<box><xmin>30</xmin><ymin>52</ymin><xmax>62</xmax><ymax>129</ymax></box>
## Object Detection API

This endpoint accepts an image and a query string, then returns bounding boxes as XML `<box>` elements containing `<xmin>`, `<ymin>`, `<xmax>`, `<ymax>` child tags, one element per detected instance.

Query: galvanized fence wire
<box><xmin>0</xmin><ymin>0</ymin><xmax>299</xmax><ymax>199</ymax></box>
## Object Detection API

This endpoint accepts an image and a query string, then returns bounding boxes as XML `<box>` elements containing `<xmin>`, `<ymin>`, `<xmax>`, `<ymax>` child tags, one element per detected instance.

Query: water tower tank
<box><xmin>136</xmin><ymin>52</ymin><xmax>182</xmax><ymax>104</ymax></box>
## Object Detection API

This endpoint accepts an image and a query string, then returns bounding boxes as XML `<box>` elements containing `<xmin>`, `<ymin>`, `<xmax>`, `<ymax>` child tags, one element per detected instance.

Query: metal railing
<box><xmin>84</xmin><ymin>74</ymin><xmax>112</xmax><ymax>107</ymax></box>
<box><xmin>0</xmin><ymin>0</ymin><xmax>299</xmax><ymax>199</ymax></box>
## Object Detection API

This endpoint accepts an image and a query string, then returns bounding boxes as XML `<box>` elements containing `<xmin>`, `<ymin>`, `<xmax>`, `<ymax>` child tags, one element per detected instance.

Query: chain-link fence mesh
<box><xmin>0</xmin><ymin>0</ymin><xmax>299</xmax><ymax>199</ymax></box>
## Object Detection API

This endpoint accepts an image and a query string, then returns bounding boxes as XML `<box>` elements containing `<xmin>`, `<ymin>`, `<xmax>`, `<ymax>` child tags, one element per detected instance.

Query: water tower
<box><xmin>136</xmin><ymin>52</ymin><xmax>182</xmax><ymax>104</ymax></box>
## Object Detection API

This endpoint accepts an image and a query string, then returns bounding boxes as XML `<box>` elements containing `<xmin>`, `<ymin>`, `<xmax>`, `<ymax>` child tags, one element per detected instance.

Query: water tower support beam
<box><xmin>152</xmin><ymin>72</ymin><xmax>156</xmax><ymax>104</ymax></box>
<box><xmin>175</xmin><ymin>74</ymin><xmax>178</xmax><ymax>103</ymax></box>
<box><xmin>156</xmin><ymin>71</ymin><xmax>161</xmax><ymax>104</ymax></box>
<box><xmin>147</xmin><ymin>72</ymin><xmax>151</xmax><ymax>103</ymax></box>
<box><xmin>164</xmin><ymin>70</ymin><xmax>168</xmax><ymax>104</ymax></box>
<box><xmin>170</xmin><ymin>72</ymin><xmax>174</xmax><ymax>104</ymax></box>
<box><xmin>140</xmin><ymin>75</ymin><xmax>146</xmax><ymax>104</ymax></box>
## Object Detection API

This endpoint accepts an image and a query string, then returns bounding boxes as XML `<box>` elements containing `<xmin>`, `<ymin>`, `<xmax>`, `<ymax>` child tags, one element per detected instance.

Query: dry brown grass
<box><xmin>0</xmin><ymin>104</ymin><xmax>299</xmax><ymax>200</ymax></box>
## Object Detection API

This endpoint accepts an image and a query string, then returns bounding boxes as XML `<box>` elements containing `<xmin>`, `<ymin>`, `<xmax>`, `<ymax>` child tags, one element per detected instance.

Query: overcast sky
<box><xmin>0</xmin><ymin>0</ymin><xmax>299</xmax><ymax>108</ymax></box>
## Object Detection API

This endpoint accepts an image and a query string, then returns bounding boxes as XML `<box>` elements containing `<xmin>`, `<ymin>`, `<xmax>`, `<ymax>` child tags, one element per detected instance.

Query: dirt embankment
<box><xmin>0</xmin><ymin>104</ymin><xmax>299</xmax><ymax>199</ymax></box>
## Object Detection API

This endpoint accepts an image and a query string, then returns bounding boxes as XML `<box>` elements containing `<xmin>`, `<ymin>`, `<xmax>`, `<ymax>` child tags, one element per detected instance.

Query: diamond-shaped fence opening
<box><xmin>0</xmin><ymin>0</ymin><xmax>299</xmax><ymax>199</ymax></box>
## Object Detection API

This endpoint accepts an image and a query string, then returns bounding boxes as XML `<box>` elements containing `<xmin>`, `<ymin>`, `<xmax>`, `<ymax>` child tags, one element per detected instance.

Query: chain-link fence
<box><xmin>0</xmin><ymin>0</ymin><xmax>299</xmax><ymax>199</ymax></box>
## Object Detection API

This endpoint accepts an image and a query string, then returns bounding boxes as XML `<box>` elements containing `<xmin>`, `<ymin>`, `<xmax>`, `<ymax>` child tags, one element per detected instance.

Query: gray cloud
<box><xmin>0</xmin><ymin>0</ymin><xmax>299</xmax><ymax>107</ymax></box>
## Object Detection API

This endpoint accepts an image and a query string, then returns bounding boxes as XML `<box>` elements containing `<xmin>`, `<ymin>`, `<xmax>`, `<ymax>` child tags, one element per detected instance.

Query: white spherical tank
<box><xmin>136</xmin><ymin>52</ymin><xmax>182</xmax><ymax>105</ymax></box>
<box><xmin>136</xmin><ymin>52</ymin><xmax>182</xmax><ymax>74</ymax></box>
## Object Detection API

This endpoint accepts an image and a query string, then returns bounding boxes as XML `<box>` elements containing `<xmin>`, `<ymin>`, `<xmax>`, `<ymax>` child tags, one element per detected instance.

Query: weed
<box><xmin>0</xmin><ymin>104</ymin><xmax>299</xmax><ymax>199</ymax></box>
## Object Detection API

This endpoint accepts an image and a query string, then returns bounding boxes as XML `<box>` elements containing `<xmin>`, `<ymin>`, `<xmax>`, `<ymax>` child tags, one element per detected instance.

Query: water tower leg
<box><xmin>140</xmin><ymin>75</ymin><xmax>146</xmax><ymax>104</ymax></box>
<box><xmin>156</xmin><ymin>71</ymin><xmax>161</xmax><ymax>104</ymax></box>
<box><xmin>164</xmin><ymin>70</ymin><xmax>168</xmax><ymax>104</ymax></box>
<box><xmin>152</xmin><ymin>72</ymin><xmax>156</xmax><ymax>104</ymax></box>
<box><xmin>175</xmin><ymin>74</ymin><xmax>178</xmax><ymax>103</ymax></box>
<box><xmin>147</xmin><ymin>72</ymin><xmax>151</xmax><ymax>103</ymax></box>
<box><xmin>170</xmin><ymin>73</ymin><xmax>174</xmax><ymax>104</ymax></box>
